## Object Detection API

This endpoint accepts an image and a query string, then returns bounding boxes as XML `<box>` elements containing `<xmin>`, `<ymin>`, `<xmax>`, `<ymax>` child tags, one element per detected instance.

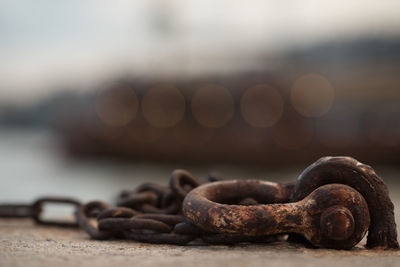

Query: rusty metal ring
<box><xmin>139</xmin><ymin>200</ymin><xmax>181</xmax><ymax>214</ymax></box>
<box><xmin>96</xmin><ymin>207</ymin><xmax>138</xmax><ymax>220</ymax></box>
<box><xmin>134</xmin><ymin>214</ymin><xmax>185</xmax><ymax>226</ymax></box>
<box><xmin>32</xmin><ymin>197</ymin><xmax>81</xmax><ymax>228</ymax></box>
<box><xmin>76</xmin><ymin>201</ymin><xmax>114</xmax><ymax>240</ymax></box>
<box><xmin>0</xmin><ymin>204</ymin><xmax>37</xmax><ymax>218</ymax></box>
<box><xmin>183</xmin><ymin>181</ymin><xmax>370</xmax><ymax>249</ymax></box>
<box><xmin>117</xmin><ymin>191</ymin><xmax>158</xmax><ymax>208</ymax></box>
<box><xmin>173</xmin><ymin>221</ymin><xmax>202</xmax><ymax>236</ymax></box>
<box><xmin>135</xmin><ymin>183</ymin><xmax>170</xmax><ymax>198</ymax></box>
<box><xmin>169</xmin><ymin>169</ymin><xmax>201</xmax><ymax>200</ymax></box>
<box><xmin>98</xmin><ymin>217</ymin><xmax>171</xmax><ymax>233</ymax></box>
<box><xmin>291</xmin><ymin>156</ymin><xmax>399</xmax><ymax>249</ymax></box>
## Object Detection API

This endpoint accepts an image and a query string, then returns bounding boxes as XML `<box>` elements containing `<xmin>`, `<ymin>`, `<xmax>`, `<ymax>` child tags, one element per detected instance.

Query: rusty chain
<box><xmin>0</xmin><ymin>157</ymin><xmax>398</xmax><ymax>250</ymax></box>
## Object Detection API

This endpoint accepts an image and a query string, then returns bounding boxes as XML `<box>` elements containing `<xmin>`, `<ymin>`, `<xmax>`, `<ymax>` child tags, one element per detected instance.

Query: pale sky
<box><xmin>1</xmin><ymin>0</ymin><xmax>400</xmax><ymax>102</ymax></box>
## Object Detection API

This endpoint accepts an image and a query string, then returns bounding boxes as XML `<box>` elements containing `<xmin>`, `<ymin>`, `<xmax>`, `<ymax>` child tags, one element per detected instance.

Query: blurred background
<box><xmin>1</xmin><ymin>0</ymin><xmax>400</xmax><ymax>203</ymax></box>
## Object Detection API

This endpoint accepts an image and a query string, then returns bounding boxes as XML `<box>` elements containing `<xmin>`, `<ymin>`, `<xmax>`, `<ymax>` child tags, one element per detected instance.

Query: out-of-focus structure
<box><xmin>1</xmin><ymin>1</ymin><xmax>400</xmax><ymax>165</ymax></box>
<box><xmin>55</xmin><ymin>41</ymin><xmax>400</xmax><ymax>165</ymax></box>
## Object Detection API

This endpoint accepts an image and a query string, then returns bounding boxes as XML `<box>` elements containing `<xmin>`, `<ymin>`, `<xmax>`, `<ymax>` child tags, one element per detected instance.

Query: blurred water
<box><xmin>0</xmin><ymin>128</ymin><xmax>300</xmax><ymax>203</ymax></box>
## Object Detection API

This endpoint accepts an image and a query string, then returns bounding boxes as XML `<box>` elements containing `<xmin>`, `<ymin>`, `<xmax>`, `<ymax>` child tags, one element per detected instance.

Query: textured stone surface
<box><xmin>1</xmin><ymin>216</ymin><xmax>399</xmax><ymax>267</ymax></box>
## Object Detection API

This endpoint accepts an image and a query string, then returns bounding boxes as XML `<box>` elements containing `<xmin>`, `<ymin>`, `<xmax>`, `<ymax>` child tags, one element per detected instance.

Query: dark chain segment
<box><xmin>0</xmin><ymin>197</ymin><xmax>81</xmax><ymax>227</ymax></box>
<box><xmin>0</xmin><ymin>157</ymin><xmax>398</xmax><ymax>250</ymax></box>
<box><xmin>74</xmin><ymin>169</ymin><xmax>229</xmax><ymax>244</ymax></box>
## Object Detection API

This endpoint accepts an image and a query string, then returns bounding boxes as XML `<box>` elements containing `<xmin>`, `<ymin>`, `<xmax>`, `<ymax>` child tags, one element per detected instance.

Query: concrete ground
<box><xmin>1</xmin><ymin>216</ymin><xmax>400</xmax><ymax>267</ymax></box>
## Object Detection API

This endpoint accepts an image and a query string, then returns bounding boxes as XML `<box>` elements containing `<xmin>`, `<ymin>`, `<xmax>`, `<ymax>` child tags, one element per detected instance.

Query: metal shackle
<box><xmin>183</xmin><ymin>180</ymin><xmax>370</xmax><ymax>249</ymax></box>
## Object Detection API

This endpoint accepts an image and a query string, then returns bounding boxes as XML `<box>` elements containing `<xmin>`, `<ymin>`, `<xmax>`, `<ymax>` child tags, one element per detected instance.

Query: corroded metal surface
<box><xmin>0</xmin><ymin>197</ymin><xmax>81</xmax><ymax>227</ymax></box>
<box><xmin>291</xmin><ymin>156</ymin><xmax>399</xmax><ymax>249</ymax></box>
<box><xmin>183</xmin><ymin>182</ymin><xmax>369</xmax><ymax>249</ymax></box>
<box><xmin>169</xmin><ymin>169</ymin><xmax>202</xmax><ymax>200</ymax></box>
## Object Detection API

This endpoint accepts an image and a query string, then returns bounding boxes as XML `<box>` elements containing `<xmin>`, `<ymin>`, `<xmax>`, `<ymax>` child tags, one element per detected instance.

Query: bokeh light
<box><xmin>142</xmin><ymin>84</ymin><xmax>186</xmax><ymax>128</ymax></box>
<box><xmin>191</xmin><ymin>84</ymin><xmax>234</xmax><ymax>128</ymax></box>
<box><xmin>240</xmin><ymin>84</ymin><xmax>283</xmax><ymax>128</ymax></box>
<box><xmin>290</xmin><ymin>74</ymin><xmax>335</xmax><ymax>117</ymax></box>
<box><xmin>95</xmin><ymin>86</ymin><xmax>139</xmax><ymax>127</ymax></box>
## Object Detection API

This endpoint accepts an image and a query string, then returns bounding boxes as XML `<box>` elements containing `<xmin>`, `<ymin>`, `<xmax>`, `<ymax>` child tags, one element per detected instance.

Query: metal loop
<box><xmin>134</xmin><ymin>214</ymin><xmax>185</xmax><ymax>226</ymax></box>
<box><xmin>32</xmin><ymin>197</ymin><xmax>81</xmax><ymax>227</ymax></box>
<box><xmin>135</xmin><ymin>183</ymin><xmax>170</xmax><ymax>196</ymax></box>
<box><xmin>138</xmin><ymin>201</ymin><xmax>181</xmax><ymax>214</ymax></box>
<box><xmin>183</xmin><ymin>181</ymin><xmax>370</xmax><ymax>249</ymax></box>
<box><xmin>169</xmin><ymin>169</ymin><xmax>201</xmax><ymax>200</ymax></box>
<box><xmin>96</xmin><ymin>207</ymin><xmax>138</xmax><ymax>220</ymax></box>
<box><xmin>174</xmin><ymin>221</ymin><xmax>202</xmax><ymax>236</ymax></box>
<box><xmin>290</xmin><ymin>156</ymin><xmax>399</xmax><ymax>249</ymax></box>
<box><xmin>0</xmin><ymin>204</ymin><xmax>36</xmax><ymax>218</ymax></box>
<box><xmin>76</xmin><ymin>201</ymin><xmax>114</xmax><ymax>240</ymax></box>
<box><xmin>98</xmin><ymin>217</ymin><xmax>171</xmax><ymax>233</ymax></box>
<box><xmin>117</xmin><ymin>191</ymin><xmax>158</xmax><ymax>208</ymax></box>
